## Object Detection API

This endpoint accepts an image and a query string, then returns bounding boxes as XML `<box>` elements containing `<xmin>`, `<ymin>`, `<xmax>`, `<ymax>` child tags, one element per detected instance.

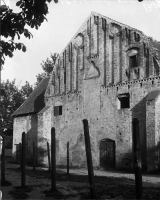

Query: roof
<box><xmin>38</xmin><ymin>106</ymin><xmax>50</xmax><ymax>114</ymax></box>
<box><xmin>146</xmin><ymin>90</ymin><xmax>160</xmax><ymax>101</ymax></box>
<box><xmin>12</xmin><ymin>78</ymin><xmax>50</xmax><ymax>117</ymax></box>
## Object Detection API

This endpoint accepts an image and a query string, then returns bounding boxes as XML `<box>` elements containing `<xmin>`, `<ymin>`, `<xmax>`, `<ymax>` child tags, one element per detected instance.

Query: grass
<box><xmin>5</xmin><ymin>164</ymin><xmax>160</xmax><ymax>199</ymax></box>
<box><xmin>8</xmin><ymin>186</ymin><xmax>33</xmax><ymax>200</ymax></box>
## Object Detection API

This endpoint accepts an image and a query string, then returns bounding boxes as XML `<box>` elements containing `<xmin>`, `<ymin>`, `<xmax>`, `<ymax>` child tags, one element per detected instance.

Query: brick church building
<box><xmin>12</xmin><ymin>12</ymin><xmax>160</xmax><ymax>171</ymax></box>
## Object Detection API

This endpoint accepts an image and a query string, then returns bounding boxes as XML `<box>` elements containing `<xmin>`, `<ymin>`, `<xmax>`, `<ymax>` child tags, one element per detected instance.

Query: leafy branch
<box><xmin>0</xmin><ymin>0</ymin><xmax>58</xmax><ymax>66</ymax></box>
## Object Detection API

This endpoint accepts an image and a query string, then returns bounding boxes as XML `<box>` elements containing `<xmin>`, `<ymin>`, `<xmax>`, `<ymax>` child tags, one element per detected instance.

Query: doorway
<box><xmin>100</xmin><ymin>138</ymin><xmax>115</xmax><ymax>169</ymax></box>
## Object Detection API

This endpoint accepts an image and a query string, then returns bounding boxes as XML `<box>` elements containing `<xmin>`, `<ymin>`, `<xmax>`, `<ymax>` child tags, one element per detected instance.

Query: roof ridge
<box><xmin>12</xmin><ymin>77</ymin><xmax>50</xmax><ymax>117</ymax></box>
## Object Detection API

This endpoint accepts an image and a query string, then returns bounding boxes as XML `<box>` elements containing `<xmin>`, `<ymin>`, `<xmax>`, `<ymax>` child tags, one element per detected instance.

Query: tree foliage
<box><xmin>1</xmin><ymin>79</ymin><xmax>33</xmax><ymax>136</ymax></box>
<box><xmin>21</xmin><ymin>81</ymin><xmax>34</xmax><ymax>99</ymax></box>
<box><xmin>35</xmin><ymin>52</ymin><xmax>58</xmax><ymax>86</ymax></box>
<box><xmin>0</xmin><ymin>0</ymin><xmax>58</xmax><ymax>67</ymax></box>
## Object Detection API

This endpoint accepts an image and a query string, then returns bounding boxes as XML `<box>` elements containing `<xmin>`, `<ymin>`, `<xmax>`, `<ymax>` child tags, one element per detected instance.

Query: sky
<box><xmin>1</xmin><ymin>0</ymin><xmax>160</xmax><ymax>86</ymax></box>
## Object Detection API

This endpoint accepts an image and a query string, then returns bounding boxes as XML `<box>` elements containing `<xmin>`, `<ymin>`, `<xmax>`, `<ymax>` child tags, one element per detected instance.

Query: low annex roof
<box><xmin>146</xmin><ymin>90</ymin><xmax>160</xmax><ymax>101</ymax></box>
<box><xmin>38</xmin><ymin>106</ymin><xmax>50</xmax><ymax>114</ymax></box>
<box><xmin>12</xmin><ymin>78</ymin><xmax>50</xmax><ymax>117</ymax></box>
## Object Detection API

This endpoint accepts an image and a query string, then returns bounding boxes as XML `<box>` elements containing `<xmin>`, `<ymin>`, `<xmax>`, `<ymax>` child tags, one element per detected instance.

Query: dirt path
<box><xmin>1</xmin><ymin>163</ymin><xmax>160</xmax><ymax>199</ymax></box>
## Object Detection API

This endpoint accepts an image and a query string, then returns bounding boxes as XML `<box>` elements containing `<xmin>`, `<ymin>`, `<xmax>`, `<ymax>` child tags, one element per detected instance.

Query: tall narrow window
<box><xmin>125</xmin><ymin>28</ymin><xmax>131</xmax><ymax>45</ymax></box>
<box><xmin>58</xmin><ymin>59</ymin><xmax>60</xmax><ymax>94</ymax></box>
<box><xmin>153</xmin><ymin>57</ymin><xmax>159</xmax><ymax>76</ymax></box>
<box><xmin>69</xmin><ymin>43</ymin><xmax>72</xmax><ymax>91</ymax></box>
<box><xmin>146</xmin><ymin>57</ymin><xmax>149</xmax><ymax>77</ymax></box>
<box><xmin>64</xmin><ymin>50</ymin><xmax>66</xmax><ymax>92</ymax></box>
<box><xmin>134</xmin><ymin>32</ymin><xmax>140</xmax><ymax>42</ymax></box>
<box><xmin>145</xmin><ymin>49</ymin><xmax>149</xmax><ymax>77</ymax></box>
<box><xmin>109</xmin><ymin>36</ymin><xmax>114</xmax><ymax>83</ymax></box>
<box><xmin>64</xmin><ymin>71</ymin><xmax>66</xmax><ymax>84</ymax></box>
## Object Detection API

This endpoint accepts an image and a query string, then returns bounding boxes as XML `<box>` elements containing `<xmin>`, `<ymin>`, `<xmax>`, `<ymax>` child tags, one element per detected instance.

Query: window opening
<box><xmin>117</xmin><ymin>93</ymin><xmax>130</xmax><ymax>109</ymax></box>
<box><xmin>129</xmin><ymin>55</ymin><xmax>137</xmax><ymax>68</ymax></box>
<box><xmin>145</xmin><ymin>56</ymin><xmax>149</xmax><ymax>77</ymax></box>
<box><xmin>127</xmin><ymin>48</ymin><xmax>139</xmax><ymax>69</ymax></box>
<box><xmin>64</xmin><ymin>71</ymin><xmax>66</xmax><ymax>84</ymax></box>
<box><xmin>54</xmin><ymin>106</ymin><xmax>62</xmax><ymax>116</ymax></box>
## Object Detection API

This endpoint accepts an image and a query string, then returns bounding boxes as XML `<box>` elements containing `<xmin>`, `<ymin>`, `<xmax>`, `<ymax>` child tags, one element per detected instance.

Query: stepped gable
<box><xmin>60</xmin><ymin>11</ymin><xmax>160</xmax><ymax>58</ymax></box>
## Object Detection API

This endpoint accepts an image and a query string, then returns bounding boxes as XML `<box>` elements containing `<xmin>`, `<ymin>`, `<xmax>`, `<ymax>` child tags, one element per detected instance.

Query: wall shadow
<box><xmin>131</xmin><ymin>96</ymin><xmax>147</xmax><ymax>172</ymax></box>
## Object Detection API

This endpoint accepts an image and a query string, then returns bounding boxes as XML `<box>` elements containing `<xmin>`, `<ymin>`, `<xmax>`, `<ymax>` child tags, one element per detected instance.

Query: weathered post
<box><xmin>1</xmin><ymin>136</ymin><xmax>5</xmax><ymax>184</ymax></box>
<box><xmin>67</xmin><ymin>142</ymin><xmax>69</xmax><ymax>175</ymax></box>
<box><xmin>21</xmin><ymin>132</ymin><xmax>26</xmax><ymax>187</ymax></box>
<box><xmin>0</xmin><ymin>190</ymin><xmax>2</xmax><ymax>200</ymax></box>
<box><xmin>51</xmin><ymin>127</ymin><xmax>56</xmax><ymax>191</ymax></box>
<box><xmin>83</xmin><ymin>119</ymin><xmax>96</xmax><ymax>199</ymax></box>
<box><xmin>47</xmin><ymin>142</ymin><xmax>51</xmax><ymax>171</ymax></box>
<box><xmin>132</xmin><ymin>118</ymin><xmax>142</xmax><ymax>199</ymax></box>
<box><xmin>19</xmin><ymin>143</ymin><xmax>22</xmax><ymax>169</ymax></box>
<box><xmin>33</xmin><ymin>142</ymin><xmax>36</xmax><ymax>170</ymax></box>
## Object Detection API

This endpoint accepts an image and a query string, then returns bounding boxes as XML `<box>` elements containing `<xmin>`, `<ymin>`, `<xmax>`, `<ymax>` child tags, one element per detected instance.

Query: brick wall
<box><xmin>42</xmin><ymin>12</ymin><xmax>160</xmax><ymax>171</ymax></box>
<box><xmin>146</xmin><ymin>99</ymin><xmax>156</xmax><ymax>171</ymax></box>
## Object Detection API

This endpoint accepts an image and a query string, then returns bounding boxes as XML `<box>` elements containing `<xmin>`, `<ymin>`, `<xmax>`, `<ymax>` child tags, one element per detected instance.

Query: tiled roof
<box><xmin>12</xmin><ymin>78</ymin><xmax>50</xmax><ymax>117</ymax></box>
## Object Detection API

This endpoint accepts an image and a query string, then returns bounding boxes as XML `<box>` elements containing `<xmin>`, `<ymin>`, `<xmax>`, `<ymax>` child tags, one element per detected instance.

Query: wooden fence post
<box><xmin>21</xmin><ymin>132</ymin><xmax>26</xmax><ymax>187</ymax></box>
<box><xmin>1</xmin><ymin>136</ymin><xmax>5</xmax><ymax>184</ymax></box>
<box><xmin>132</xmin><ymin>118</ymin><xmax>142</xmax><ymax>199</ymax></box>
<box><xmin>47</xmin><ymin>142</ymin><xmax>51</xmax><ymax>171</ymax></box>
<box><xmin>0</xmin><ymin>190</ymin><xmax>2</xmax><ymax>200</ymax></box>
<box><xmin>33</xmin><ymin>142</ymin><xmax>36</xmax><ymax>170</ymax></box>
<box><xmin>67</xmin><ymin>142</ymin><xmax>69</xmax><ymax>175</ymax></box>
<box><xmin>83</xmin><ymin>119</ymin><xmax>96</xmax><ymax>199</ymax></box>
<box><xmin>51</xmin><ymin>127</ymin><xmax>56</xmax><ymax>191</ymax></box>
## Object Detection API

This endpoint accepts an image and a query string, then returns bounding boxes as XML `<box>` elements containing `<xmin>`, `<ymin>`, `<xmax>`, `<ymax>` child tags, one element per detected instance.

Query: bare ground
<box><xmin>1</xmin><ymin>162</ymin><xmax>160</xmax><ymax>199</ymax></box>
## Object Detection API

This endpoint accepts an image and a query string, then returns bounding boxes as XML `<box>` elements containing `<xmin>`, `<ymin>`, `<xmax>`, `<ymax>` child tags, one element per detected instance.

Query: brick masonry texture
<box><xmin>13</xmin><ymin>12</ymin><xmax>160</xmax><ymax>171</ymax></box>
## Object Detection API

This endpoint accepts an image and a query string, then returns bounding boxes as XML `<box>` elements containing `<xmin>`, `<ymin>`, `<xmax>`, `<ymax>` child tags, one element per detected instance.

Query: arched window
<box><xmin>153</xmin><ymin>57</ymin><xmax>159</xmax><ymax>76</ymax></box>
<box><xmin>127</xmin><ymin>48</ymin><xmax>139</xmax><ymax>69</ymax></box>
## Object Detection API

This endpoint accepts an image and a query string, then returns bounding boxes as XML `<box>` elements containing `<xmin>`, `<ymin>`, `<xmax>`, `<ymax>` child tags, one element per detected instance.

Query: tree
<box><xmin>20</xmin><ymin>81</ymin><xmax>33</xmax><ymax>99</ymax></box>
<box><xmin>35</xmin><ymin>52</ymin><xmax>58</xmax><ymax>86</ymax></box>
<box><xmin>0</xmin><ymin>0</ymin><xmax>58</xmax><ymax>67</ymax></box>
<box><xmin>1</xmin><ymin>79</ymin><xmax>33</xmax><ymax>136</ymax></box>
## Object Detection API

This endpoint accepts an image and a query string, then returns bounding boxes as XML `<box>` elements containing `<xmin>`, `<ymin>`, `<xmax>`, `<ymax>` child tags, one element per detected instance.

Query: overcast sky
<box><xmin>2</xmin><ymin>0</ymin><xmax>160</xmax><ymax>86</ymax></box>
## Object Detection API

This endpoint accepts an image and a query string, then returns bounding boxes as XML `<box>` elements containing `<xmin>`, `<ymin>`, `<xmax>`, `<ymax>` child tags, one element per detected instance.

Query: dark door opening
<box><xmin>100</xmin><ymin>139</ymin><xmax>115</xmax><ymax>170</ymax></box>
